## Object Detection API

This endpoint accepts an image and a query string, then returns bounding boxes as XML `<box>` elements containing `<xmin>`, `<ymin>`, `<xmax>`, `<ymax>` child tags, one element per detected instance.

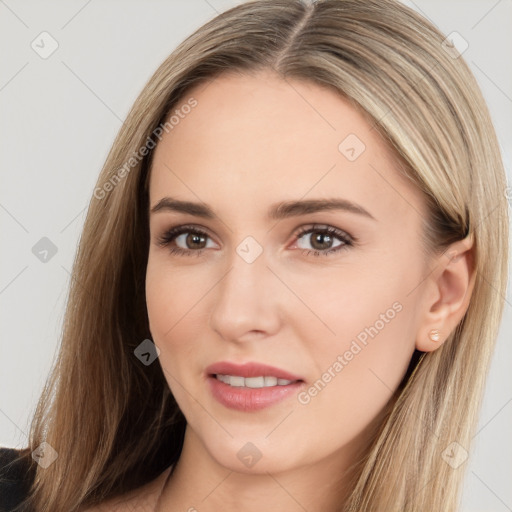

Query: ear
<box><xmin>416</xmin><ymin>234</ymin><xmax>476</xmax><ymax>352</ymax></box>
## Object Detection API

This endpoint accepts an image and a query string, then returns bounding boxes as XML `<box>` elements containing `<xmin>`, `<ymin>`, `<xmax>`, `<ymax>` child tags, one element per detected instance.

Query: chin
<box><xmin>196</xmin><ymin>429</ymin><xmax>300</xmax><ymax>474</ymax></box>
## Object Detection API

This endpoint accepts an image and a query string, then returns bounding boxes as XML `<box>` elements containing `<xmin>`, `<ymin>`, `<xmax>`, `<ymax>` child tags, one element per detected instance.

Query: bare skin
<box><xmin>89</xmin><ymin>69</ymin><xmax>475</xmax><ymax>511</ymax></box>
<box><xmin>79</xmin><ymin>466</ymin><xmax>171</xmax><ymax>511</ymax></box>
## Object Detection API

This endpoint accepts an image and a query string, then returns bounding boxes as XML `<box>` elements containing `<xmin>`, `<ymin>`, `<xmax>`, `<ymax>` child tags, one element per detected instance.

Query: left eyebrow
<box><xmin>268</xmin><ymin>198</ymin><xmax>376</xmax><ymax>221</ymax></box>
<box><xmin>150</xmin><ymin>197</ymin><xmax>376</xmax><ymax>221</ymax></box>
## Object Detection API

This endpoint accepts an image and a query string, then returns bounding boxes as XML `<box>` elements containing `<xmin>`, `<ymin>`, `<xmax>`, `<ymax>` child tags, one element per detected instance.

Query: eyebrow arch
<box><xmin>150</xmin><ymin>197</ymin><xmax>376</xmax><ymax>221</ymax></box>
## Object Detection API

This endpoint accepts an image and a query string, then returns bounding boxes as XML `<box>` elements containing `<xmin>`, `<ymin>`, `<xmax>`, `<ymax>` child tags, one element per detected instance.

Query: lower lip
<box><xmin>207</xmin><ymin>375</ymin><xmax>305</xmax><ymax>412</ymax></box>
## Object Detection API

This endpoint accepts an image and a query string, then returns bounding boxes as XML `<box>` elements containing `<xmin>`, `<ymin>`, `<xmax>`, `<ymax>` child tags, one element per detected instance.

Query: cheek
<box><xmin>294</xmin><ymin>301</ymin><xmax>416</xmax><ymax>451</ymax></box>
<box><xmin>278</xmin><ymin>255</ymin><xmax>413</xmax><ymax>350</ymax></box>
<box><xmin>146</xmin><ymin>257</ymin><xmax>194</xmax><ymax>352</ymax></box>
<box><xmin>145</xmin><ymin>259</ymin><xmax>200</xmax><ymax>406</ymax></box>
<box><xmin>146</xmin><ymin>253</ymin><xmax>204</xmax><ymax>332</ymax></box>
<box><xmin>145</xmin><ymin>255</ymin><xmax>216</xmax><ymax>377</ymax></box>
<box><xmin>290</xmin><ymin>255</ymin><xmax>419</xmax><ymax>415</ymax></box>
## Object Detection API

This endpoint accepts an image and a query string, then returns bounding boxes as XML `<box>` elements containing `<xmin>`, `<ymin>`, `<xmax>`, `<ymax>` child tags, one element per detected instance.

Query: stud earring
<box><xmin>429</xmin><ymin>329</ymin><xmax>440</xmax><ymax>342</ymax></box>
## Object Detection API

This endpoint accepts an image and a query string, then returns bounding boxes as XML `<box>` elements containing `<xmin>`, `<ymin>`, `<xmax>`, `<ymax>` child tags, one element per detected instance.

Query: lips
<box><xmin>205</xmin><ymin>361</ymin><xmax>305</xmax><ymax>412</ymax></box>
<box><xmin>205</xmin><ymin>361</ymin><xmax>304</xmax><ymax>382</ymax></box>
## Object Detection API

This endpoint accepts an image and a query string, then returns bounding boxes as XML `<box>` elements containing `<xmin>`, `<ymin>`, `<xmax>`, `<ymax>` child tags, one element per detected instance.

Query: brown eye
<box><xmin>156</xmin><ymin>225</ymin><xmax>215</xmax><ymax>256</ymax></box>
<box><xmin>294</xmin><ymin>225</ymin><xmax>353</xmax><ymax>256</ymax></box>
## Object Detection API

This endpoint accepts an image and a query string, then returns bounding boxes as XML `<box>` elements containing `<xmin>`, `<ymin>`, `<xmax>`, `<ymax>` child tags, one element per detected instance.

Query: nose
<box><xmin>208</xmin><ymin>244</ymin><xmax>283</xmax><ymax>343</ymax></box>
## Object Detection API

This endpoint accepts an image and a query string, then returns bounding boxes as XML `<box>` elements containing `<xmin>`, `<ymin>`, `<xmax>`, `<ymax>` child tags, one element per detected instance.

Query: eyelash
<box><xmin>156</xmin><ymin>223</ymin><xmax>354</xmax><ymax>258</ymax></box>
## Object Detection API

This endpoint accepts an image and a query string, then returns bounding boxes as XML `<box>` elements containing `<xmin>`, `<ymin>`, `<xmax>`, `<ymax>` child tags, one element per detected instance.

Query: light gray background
<box><xmin>0</xmin><ymin>1</ymin><xmax>510</xmax><ymax>510</ymax></box>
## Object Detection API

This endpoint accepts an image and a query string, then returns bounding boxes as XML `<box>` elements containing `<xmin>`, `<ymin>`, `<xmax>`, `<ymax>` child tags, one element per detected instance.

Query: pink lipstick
<box><xmin>205</xmin><ymin>361</ymin><xmax>305</xmax><ymax>412</ymax></box>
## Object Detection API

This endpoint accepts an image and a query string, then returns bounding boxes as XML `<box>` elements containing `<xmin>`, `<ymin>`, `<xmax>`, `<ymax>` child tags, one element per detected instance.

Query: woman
<box><xmin>0</xmin><ymin>0</ymin><xmax>508</xmax><ymax>511</ymax></box>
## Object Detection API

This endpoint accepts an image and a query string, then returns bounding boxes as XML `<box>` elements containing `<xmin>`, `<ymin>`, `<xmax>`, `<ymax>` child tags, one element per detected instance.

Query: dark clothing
<box><xmin>0</xmin><ymin>447</ymin><xmax>35</xmax><ymax>512</ymax></box>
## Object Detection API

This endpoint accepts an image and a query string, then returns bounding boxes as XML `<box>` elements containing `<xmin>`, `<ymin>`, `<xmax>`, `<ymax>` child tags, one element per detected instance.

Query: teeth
<box><xmin>245</xmin><ymin>377</ymin><xmax>265</xmax><ymax>388</ymax></box>
<box><xmin>264</xmin><ymin>376</ymin><xmax>278</xmax><ymax>386</ymax></box>
<box><xmin>215</xmin><ymin>374</ymin><xmax>295</xmax><ymax>388</ymax></box>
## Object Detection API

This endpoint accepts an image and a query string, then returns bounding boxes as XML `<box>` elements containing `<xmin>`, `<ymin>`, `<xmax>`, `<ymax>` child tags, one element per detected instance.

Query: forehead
<box><xmin>148</xmin><ymin>71</ymin><xmax>426</xmax><ymax>224</ymax></box>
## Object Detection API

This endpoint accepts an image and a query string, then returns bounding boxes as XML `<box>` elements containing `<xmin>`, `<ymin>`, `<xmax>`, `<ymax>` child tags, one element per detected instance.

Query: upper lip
<box><xmin>206</xmin><ymin>361</ymin><xmax>304</xmax><ymax>381</ymax></box>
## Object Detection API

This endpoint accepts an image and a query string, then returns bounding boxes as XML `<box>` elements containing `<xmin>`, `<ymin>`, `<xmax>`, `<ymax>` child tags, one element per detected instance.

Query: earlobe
<box><xmin>415</xmin><ymin>234</ymin><xmax>475</xmax><ymax>352</ymax></box>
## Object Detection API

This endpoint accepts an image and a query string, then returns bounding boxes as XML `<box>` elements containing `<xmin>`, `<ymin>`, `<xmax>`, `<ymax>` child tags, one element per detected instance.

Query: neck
<box><xmin>156</xmin><ymin>426</ymin><xmax>370</xmax><ymax>512</ymax></box>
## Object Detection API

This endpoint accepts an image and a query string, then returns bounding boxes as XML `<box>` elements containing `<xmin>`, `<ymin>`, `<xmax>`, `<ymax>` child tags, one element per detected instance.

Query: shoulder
<box><xmin>0</xmin><ymin>446</ymin><xmax>35</xmax><ymax>512</ymax></box>
<box><xmin>0</xmin><ymin>446</ymin><xmax>173</xmax><ymax>512</ymax></box>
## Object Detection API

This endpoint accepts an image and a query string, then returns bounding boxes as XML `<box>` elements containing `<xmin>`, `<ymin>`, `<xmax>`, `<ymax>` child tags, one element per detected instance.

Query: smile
<box><xmin>214</xmin><ymin>374</ymin><xmax>297</xmax><ymax>387</ymax></box>
<box><xmin>207</xmin><ymin>375</ymin><xmax>305</xmax><ymax>412</ymax></box>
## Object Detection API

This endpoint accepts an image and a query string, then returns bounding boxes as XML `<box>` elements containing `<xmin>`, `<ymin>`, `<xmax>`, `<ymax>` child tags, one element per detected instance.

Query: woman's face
<box><xmin>146</xmin><ymin>70</ymin><xmax>432</xmax><ymax>474</ymax></box>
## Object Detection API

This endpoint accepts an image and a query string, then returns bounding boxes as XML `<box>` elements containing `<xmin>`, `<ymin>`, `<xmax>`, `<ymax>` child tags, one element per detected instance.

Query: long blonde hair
<box><xmin>15</xmin><ymin>0</ymin><xmax>508</xmax><ymax>510</ymax></box>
